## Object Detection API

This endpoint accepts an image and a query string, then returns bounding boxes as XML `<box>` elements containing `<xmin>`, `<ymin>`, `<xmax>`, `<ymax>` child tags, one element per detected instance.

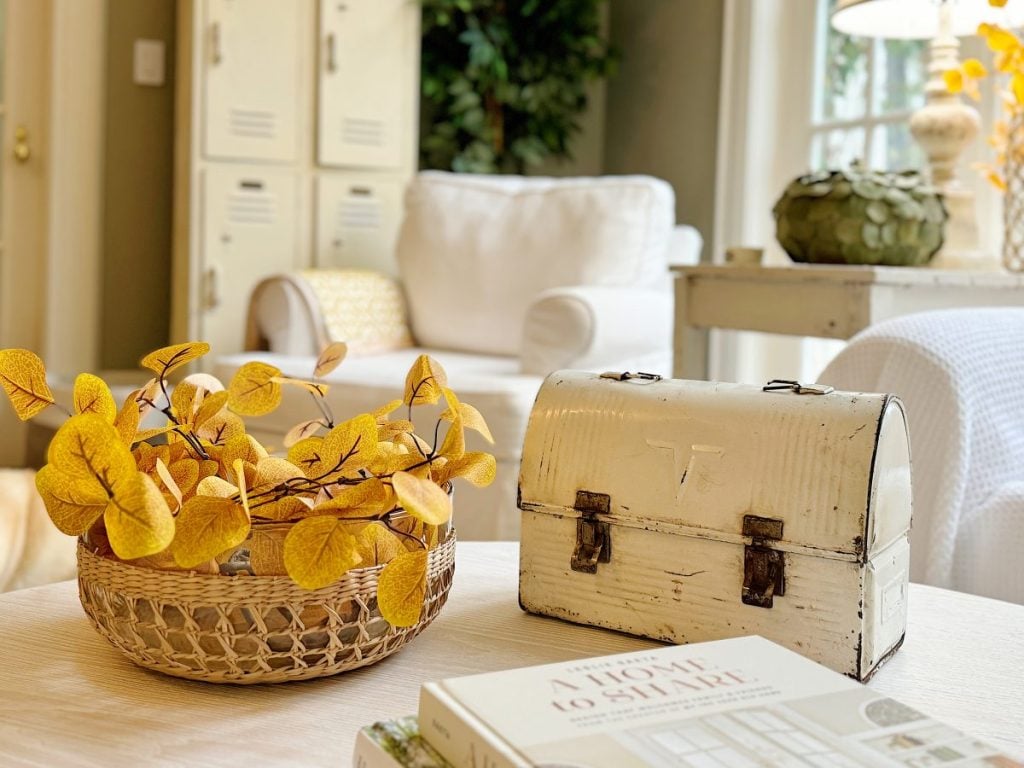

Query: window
<box><xmin>810</xmin><ymin>0</ymin><xmax>929</xmax><ymax>172</ymax></box>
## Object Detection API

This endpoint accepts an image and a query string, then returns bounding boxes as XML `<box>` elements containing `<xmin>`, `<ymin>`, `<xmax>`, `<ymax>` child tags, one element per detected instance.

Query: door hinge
<box><xmin>571</xmin><ymin>490</ymin><xmax>611</xmax><ymax>574</ymax></box>
<box><xmin>742</xmin><ymin>514</ymin><xmax>786</xmax><ymax>608</ymax></box>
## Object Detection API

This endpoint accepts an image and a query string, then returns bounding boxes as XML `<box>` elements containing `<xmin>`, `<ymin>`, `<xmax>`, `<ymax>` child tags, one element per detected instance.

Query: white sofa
<box><xmin>216</xmin><ymin>172</ymin><xmax>701</xmax><ymax>540</ymax></box>
<box><xmin>820</xmin><ymin>308</ymin><xmax>1024</xmax><ymax>604</ymax></box>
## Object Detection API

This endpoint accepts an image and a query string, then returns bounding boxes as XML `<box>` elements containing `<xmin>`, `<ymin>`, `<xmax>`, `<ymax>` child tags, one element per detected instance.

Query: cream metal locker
<box><xmin>202</xmin><ymin>0</ymin><xmax>301</xmax><ymax>162</ymax></box>
<box><xmin>314</xmin><ymin>174</ymin><xmax>403</xmax><ymax>272</ymax></box>
<box><xmin>317</xmin><ymin>0</ymin><xmax>418</xmax><ymax>169</ymax></box>
<box><xmin>200</xmin><ymin>166</ymin><xmax>300</xmax><ymax>355</ymax></box>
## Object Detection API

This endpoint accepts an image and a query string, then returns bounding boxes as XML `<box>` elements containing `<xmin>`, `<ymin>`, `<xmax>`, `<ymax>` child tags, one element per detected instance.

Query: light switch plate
<box><xmin>133</xmin><ymin>39</ymin><xmax>165</xmax><ymax>87</ymax></box>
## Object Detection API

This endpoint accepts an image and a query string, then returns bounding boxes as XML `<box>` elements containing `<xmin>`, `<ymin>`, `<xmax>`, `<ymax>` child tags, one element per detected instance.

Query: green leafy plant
<box><xmin>420</xmin><ymin>0</ymin><xmax>616</xmax><ymax>174</ymax></box>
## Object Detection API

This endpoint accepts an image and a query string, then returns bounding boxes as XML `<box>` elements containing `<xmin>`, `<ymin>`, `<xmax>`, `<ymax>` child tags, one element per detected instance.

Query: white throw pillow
<box><xmin>395</xmin><ymin>171</ymin><xmax>674</xmax><ymax>356</ymax></box>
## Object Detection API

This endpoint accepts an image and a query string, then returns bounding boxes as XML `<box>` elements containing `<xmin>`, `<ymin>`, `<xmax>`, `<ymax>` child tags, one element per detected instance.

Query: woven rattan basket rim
<box><xmin>77</xmin><ymin>530</ymin><xmax>456</xmax><ymax>605</ymax></box>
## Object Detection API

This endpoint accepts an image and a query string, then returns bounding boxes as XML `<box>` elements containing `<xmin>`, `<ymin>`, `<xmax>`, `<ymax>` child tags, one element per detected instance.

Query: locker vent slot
<box><xmin>342</xmin><ymin>117</ymin><xmax>385</xmax><ymax>147</ymax></box>
<box><xmin>338</xmin><ymin>199</ymin><xmax>382</xmax><ymax>231</ymax></box>
<box><xmin>230</xmin><ymin>107</ymin><xmax>277</xmax><ymax>139</ymax></box>
<box><xmin>228</xmin><ymin>192</ymin><xmax>278</xmax><ymax>225</ymax></box>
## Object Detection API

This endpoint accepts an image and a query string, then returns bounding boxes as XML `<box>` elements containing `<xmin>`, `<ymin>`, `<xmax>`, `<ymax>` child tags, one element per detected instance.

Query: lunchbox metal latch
<box><xmin>571</xmin><ymin>490</ymin><xmax>611</xmax><ymax>574</ymax></box>
<box><xmin>742</xmin><ymin>515</ymin><xmax>786</xmax><ymax>608</ymax></box>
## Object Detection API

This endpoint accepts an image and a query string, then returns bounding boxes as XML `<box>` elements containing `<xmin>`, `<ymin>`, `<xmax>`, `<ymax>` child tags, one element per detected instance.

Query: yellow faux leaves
<box><xmin>944</xmin><ymin>16</ymin><xmax>1024</xmax><ymax>190</ymax></box>
<box><xmin>0</xmin><ymin>345</ymin><xmax>495</xmax><ymax>629</ymax></box>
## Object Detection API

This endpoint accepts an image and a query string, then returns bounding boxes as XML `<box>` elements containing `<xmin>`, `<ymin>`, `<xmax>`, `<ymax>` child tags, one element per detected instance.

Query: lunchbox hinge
<box><xmin>571</xmin><ymin>490</ymin><xmax>611</xmax><ymax>574</ymax></box>
<box><xmin>742</xmin><ymin>515</ymin><xmax>786</xmax><ymax>608</ymax></box>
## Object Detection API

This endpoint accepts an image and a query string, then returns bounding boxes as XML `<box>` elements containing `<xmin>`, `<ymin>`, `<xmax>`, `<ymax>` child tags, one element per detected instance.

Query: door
<box><xmin>317</xmin><ymin>0</ymin><xmax>416</xmax><ymax>169</ymax></box>
<box><xmin>200</xmin><ymin>165</ymin><xmax>300</xmax><ymax>357</ymax></box>
<box><xmin>0</xmin><ymin>0</ymin><xmax>52</xmax><ymax>466</ymax></box>
<box><xmin>314</xmin><ymin>173</ymin><xmax>402</xmax><ymax>273</ymax></box>
<box><xmin>202</xmin><ymin>0</ymin><xmax>301</xmax><ymax>162</ymax></box>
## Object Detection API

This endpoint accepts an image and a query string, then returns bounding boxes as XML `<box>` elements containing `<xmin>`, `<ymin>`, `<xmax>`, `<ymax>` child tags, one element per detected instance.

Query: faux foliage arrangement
<box><xmin>0</xmin><ymin>343</ymin><xmax>495</xmax><ymax>628</ymax></box>
<box><xmin>420</xmin><ymin>0</ymin><xmax>615</xmax><ymax>173</ymax></box>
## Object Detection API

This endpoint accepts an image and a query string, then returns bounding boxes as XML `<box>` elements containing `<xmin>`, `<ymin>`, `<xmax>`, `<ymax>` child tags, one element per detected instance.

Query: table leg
<box><xmin>673</xmin><ymin>275</ymin><xmax>708</xmax><ymax>380</ymax></box>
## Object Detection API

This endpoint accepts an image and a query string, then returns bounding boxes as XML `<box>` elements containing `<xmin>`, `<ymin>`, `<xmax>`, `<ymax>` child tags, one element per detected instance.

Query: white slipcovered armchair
<box><xmin>216</xmin><ymin>172</ymin><xmax>701</xmax><ymax>540</ymax></box>
<box><xmin>820</xmin><ymin>308</ymin><xmax>1024</xmax><ymax>604</ymax></box>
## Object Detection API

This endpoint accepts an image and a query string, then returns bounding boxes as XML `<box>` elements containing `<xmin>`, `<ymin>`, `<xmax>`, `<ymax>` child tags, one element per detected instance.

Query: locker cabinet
<box><xmin>317</xmin><ymin>0</ymin><xmax>416</xmax><ymax>169</ymax></box>
<box><xmin>202</xmin><ymin>0</ymin><xmax>301</xmax><ymax>162</ymax></box>
<box><xmin>200</xmin><ymin>167</ymin><xmax>300</xmax><ymax>354</ymax></box>
<box><xmin>315</xmin><ymin>174</ymin><xmax>404</xmax><ymax>273</ymax></box>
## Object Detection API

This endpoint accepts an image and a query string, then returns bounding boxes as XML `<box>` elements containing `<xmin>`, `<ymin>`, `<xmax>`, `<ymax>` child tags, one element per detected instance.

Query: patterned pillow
<box><xmin>300</xmin><ymin>269</ymin><xmax>413</xmax><ymax>356</ymax></box>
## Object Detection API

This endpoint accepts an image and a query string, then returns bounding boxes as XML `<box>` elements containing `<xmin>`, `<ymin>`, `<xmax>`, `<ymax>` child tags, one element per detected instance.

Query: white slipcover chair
<box><xmin>218</xmin><ymin>172</ymin><xmax>701</xmax><ymax>541</ymax></box>
<box><xmin>819</xmin><ymin>308</ymin><xmax>1024</xmax><ymax>604</ymax></box>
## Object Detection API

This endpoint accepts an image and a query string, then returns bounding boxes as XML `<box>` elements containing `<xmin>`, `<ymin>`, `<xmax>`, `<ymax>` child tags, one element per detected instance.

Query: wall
<box><xmin>603</xmin><ymin>0</ymin><xmax>725</xmax><ymax>259</ymax></box>
<box><xmin>100</xmin><ymin>0</ymin><xmax>176</xmax><ymax>370</ymax></box>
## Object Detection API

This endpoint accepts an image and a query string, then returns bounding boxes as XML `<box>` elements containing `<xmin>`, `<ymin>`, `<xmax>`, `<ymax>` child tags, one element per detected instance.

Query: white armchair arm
<box><xmin>246</xmin><ymin>270</ymin><xmax>413</xmax><ymax>357</ymax></box>
<box><xmin>520</xmin><ymin>285</ymin><xmax>673</xmax><ymax>376</ymax></box>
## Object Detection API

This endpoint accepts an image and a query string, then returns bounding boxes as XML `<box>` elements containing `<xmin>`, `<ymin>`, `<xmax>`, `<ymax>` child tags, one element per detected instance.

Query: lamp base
<box><xmin>929</xmin><ymin>186</ymin><xmax>1000</xmax><ymax>271</ymax></box>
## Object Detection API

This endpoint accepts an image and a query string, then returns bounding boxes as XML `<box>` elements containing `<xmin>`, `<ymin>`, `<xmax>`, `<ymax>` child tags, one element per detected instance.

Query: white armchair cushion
<box><xmin>396</xmin><ymin>171</ymin><xmax>675</xmax><ymax>357</ymax></box>
<box><xmin>520</xmin><ymin>285</ymin><xmax>673</xmax><ymax>376</ymax></box>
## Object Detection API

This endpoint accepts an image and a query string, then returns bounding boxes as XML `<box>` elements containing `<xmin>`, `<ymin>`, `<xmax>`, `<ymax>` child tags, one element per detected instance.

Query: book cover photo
<box><xmin>417</xmin><ymin>636</ymin><xmax>1023</xmax><ymax>768</ymax></box>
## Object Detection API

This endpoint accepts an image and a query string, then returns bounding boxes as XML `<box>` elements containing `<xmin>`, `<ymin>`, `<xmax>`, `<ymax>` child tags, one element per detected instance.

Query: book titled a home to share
<box><xmin>411</xmin><ymin>636</ymin><xmax>1021</xmax><ymax>768</ymax></box>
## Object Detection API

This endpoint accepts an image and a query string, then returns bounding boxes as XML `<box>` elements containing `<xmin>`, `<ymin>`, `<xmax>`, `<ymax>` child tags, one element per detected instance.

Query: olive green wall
<box><xmin>99</xmin><ymin>0</ymin><xmax>176</xmax><ymax>370</ymax></box>
<box><xmin>603</xmin><ymin>0</ymin><xmax>725</xmax><ymax>260</ymax></box>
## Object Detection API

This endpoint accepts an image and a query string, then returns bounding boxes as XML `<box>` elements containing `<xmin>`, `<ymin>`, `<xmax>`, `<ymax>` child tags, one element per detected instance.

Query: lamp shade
<box><xmin>832</xmin><ymin>0</ymin><xmax>1024</xmax><ymax>39</ymax></box>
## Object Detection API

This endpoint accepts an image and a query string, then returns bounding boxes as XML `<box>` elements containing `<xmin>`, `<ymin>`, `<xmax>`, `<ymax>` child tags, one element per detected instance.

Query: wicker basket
<box><xmin>76</xmin><ymin>532</ymin><xmax>456</xmax><ymax>684</ymax></box>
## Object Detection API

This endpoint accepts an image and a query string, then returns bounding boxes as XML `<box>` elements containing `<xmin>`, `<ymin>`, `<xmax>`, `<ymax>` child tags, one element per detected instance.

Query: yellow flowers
<box><xmin>944</xmin><ymin>16</ymin><xmax>1024</xmax><ymax>190</ymax></box>
<box><xmin>0</xmin><ymin>343</ymin><xmax>494</xmax><ymax>629</ymax></box>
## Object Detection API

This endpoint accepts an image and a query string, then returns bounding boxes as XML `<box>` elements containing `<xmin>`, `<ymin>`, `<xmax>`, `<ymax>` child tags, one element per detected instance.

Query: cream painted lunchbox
<box><xmin>518</xmin><ymin>371</ymin><xmax>912</xmax><ymax>681</ymax></box>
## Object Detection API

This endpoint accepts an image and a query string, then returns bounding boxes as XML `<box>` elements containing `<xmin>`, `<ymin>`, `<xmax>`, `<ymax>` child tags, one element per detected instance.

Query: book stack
<box><xmin>354</xmin><ymin>636</ymin><xmax>1022</xmax><ymax>768</ymax></box>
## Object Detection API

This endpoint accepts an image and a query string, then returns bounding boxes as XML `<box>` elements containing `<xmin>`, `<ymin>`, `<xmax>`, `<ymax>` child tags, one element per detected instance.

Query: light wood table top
<box><xmin>670</xmin><ymin>263</ymin><xmax>1024</xmax><ymax>378</ymax></box>
<box><xmin>1</xmin><ymin>542</ymin><xmax>1022</xmax><ymax>766</ymax></box>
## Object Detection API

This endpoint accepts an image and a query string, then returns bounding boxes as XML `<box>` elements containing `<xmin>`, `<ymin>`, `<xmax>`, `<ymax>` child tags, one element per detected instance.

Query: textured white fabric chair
<box><xmin>819</xmin><ymin>308</ymin><xmax>1024</xmax><ymax>604</ymax></box>
<box><xmin>217</xmin><ymin>172</ymin><xmax>701</xmax><ymax>540</ymax></box>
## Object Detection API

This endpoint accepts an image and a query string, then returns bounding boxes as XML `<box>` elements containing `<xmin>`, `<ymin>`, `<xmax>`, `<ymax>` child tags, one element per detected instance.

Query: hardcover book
<box><xmin>418</xmin><ymin>636</ymin><xmax>1022</xmax><ymax>767</ymax></box>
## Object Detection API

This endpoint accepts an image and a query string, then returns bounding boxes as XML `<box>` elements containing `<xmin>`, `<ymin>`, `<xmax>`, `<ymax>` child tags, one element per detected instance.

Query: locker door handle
<box><xmin>205</xmin><ymin>263</ymin><xmax>223</xmax><ymax>310</ymax></box>
<box><xmin>325</xmin><ymin>33</ymin><xmax>337</xmax><ymax>73</ymax></box>
<box><xmin>211</xmin><ymin>22</ymin><xmax>223</xmax><ymax>65</ymax></box>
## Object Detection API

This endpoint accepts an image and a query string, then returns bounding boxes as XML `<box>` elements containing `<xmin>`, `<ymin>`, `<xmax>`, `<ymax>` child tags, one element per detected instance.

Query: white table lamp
<box><xmin>832</xmin><ymin>0</ymin><xmax>1024</xmax><ymax>269</ymax></box>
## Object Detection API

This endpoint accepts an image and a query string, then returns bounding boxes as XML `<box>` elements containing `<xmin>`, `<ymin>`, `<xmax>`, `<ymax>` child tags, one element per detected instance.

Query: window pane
<box><xmin>817</xmin><ymin>0</ymin><xmax>870</xmax><ymax>121</ymax></box>
<box><xmin>873</xmin><ymin>38</ymin><xmax>927</xmax><ymax>115</ymax></box>
<box><xmin>811</xmin><ymin>128</ymin><xmax>866</xmax><ymax>170</ymax></box>
<box><xmin>870</xmin><ymin>123</ymin><xmax>923</xmax><ymax>171</ymax></box>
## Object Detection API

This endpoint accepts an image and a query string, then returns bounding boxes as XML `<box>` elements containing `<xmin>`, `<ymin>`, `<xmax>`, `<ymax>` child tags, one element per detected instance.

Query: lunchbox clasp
<box><xmin>742</xmin><ymin>514</ymin><xmax>786</xmax><ymax>609</ymax></box>
<box><xmin>570</xmin><ymin>490</ymin><xmax>612</xmax><ymax>574</ymax></box>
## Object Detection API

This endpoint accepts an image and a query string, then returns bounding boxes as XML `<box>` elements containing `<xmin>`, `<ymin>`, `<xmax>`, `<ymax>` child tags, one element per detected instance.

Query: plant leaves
<box><xmin>252</xmin><ymin>496</ymin><xmax>313</xmax><ymax>521</ymax></box>
<box><xmin>314</xmin><ymin>342</ymin><xmax>348</xmax><ymax>378</ymax></box>
<box><xmin>48</xmin><ymin>414</ymin><xmax>136</xmax><ymax>484</ymax></box>
<box><xmin>249</xmin><ymin>528</ymin><xmax>288</xmax><ymax>575</ymax></box>
<box><xmin>313</xmin><ymin>477</ymin><xmax>390</xmax><ymax>515</ymax></box>
<box><xmin>0</xmin><ymin>348</ymin><xmax>54</xmax><ymax>421</ymax></box>
<box><xmin>222</xmin><ymin>433</ymin><xmax>268</xmax><ymax>468</ymax></box>
<box><xmin>197</xmin><ymin>411</ymin><xmax>245</xmax><ymax>445</ymax></box>
<box><xmin>354</xmin><ymin>523</ymin><xmax>403</xmax><ymax>566</ymax></box>
<box><xmin>372</xmin><ymin>399</ymin><xmax>404</xmax><ymax>422</ymax></box>
<box><xmin>196</xmin><ymin>475</ymin><xmax>237</xmax><ymax>498</ymax></box>
<box><xmin>403</xmin><ymin>355</ymin><xmax>448</xmax><ymax>407</ymax></box>
<box><xmin>140</xmin><ymin>342</ymin><xmax>210</xmax><ymax>377</ymax></box>
<box><xmin>172</xmin><ymin>495</ymin><xmax>251</xmax><ymax>568</ymax></box>
<box><xmin>441</xmin><ymin>387</ymin><xmax>494</xmax><ymax>443</ymax></box>
<box><xmin>35</xmin><ymin>465</ymin><xmax>108</xmax><ymax>535</ymax></box>
<box><xmin>180</xmin><ymin>372</ymin><xmax>224</xmax><ymax>394</ymax></box>
<box><xmin>254</xmin><ymin>456</ymin><xmax>304</xmax><ymax>488</ymax></box>
<box><xmin>377</xmin><ymin>549</ymin><xmax>428</xmax><ymax>627</ymax></box>
<box><xmin>436</xmin><ymin>451</ymin><xmax>497</xmax><ymax>487</ymax></box>
<box><xmin>322</xmin><ymin>414</ymin><xmax>379</xmax><ymax>475</ymax></box>
<box><xmin>283</xmin><ymin>516</ymin><xmax>362</xmax><ymax>590</ymax></box>
<box><xmin>391</xmin><ymin>471</ymin><xmax>452</xmax><ymax>525</ymax></box>
<box><xmin>439</xmin><ymin>413</ymin><xmax>465</xmax><ymax>460</ymax></box>
<box><xmin>113</xmin><ymin>394</ymin><xmax>141</xmax><ymax>446</ymax></box>
<box><xmin>273</xmin><ymin>376</ymin><xmax>330</xmax><ymax>398</ymax></box>
<box><xmin>104</xmin><ymin>471</ymin><xmax>175</xmax><ymax>560</ymax></box>
<box><xmin>73</xmin><ymin>373</ymin><xmax>116</xmax><ymax>422</ymax></box>
<box><xmin>283</xmin><ymin>418</ymin><xmax>326</xmax><ymax>448</ymax></box>
<box><xmin>227</xmin><ymin>361</ymin><xmax>282</xmax><ymax>416</ymax></box>
<box><xmin>154</xmin><ymin>457</ymin><xmax>183</xmax><ymax>510</ymax></box>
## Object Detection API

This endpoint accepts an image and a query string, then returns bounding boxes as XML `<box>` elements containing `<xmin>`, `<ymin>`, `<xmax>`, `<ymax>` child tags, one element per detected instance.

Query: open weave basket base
<box><xmin>76</xmin><ymin>533</ymin><xmax>456</xmax><ymax>684</ymax></box>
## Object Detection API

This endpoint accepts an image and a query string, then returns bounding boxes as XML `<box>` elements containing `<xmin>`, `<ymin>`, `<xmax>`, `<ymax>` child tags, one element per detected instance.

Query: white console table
<box><xmin>672</xmin><ymin>264</ymin><xmax>1024</xmax><ymax>379</ymax></box>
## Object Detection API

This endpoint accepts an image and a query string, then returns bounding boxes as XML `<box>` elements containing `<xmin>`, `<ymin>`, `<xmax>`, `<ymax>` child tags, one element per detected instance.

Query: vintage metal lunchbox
<box><xmin>518</xmin><ymin>371</ymin><xmax>912</xmax><ymax>681</ymax></box>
